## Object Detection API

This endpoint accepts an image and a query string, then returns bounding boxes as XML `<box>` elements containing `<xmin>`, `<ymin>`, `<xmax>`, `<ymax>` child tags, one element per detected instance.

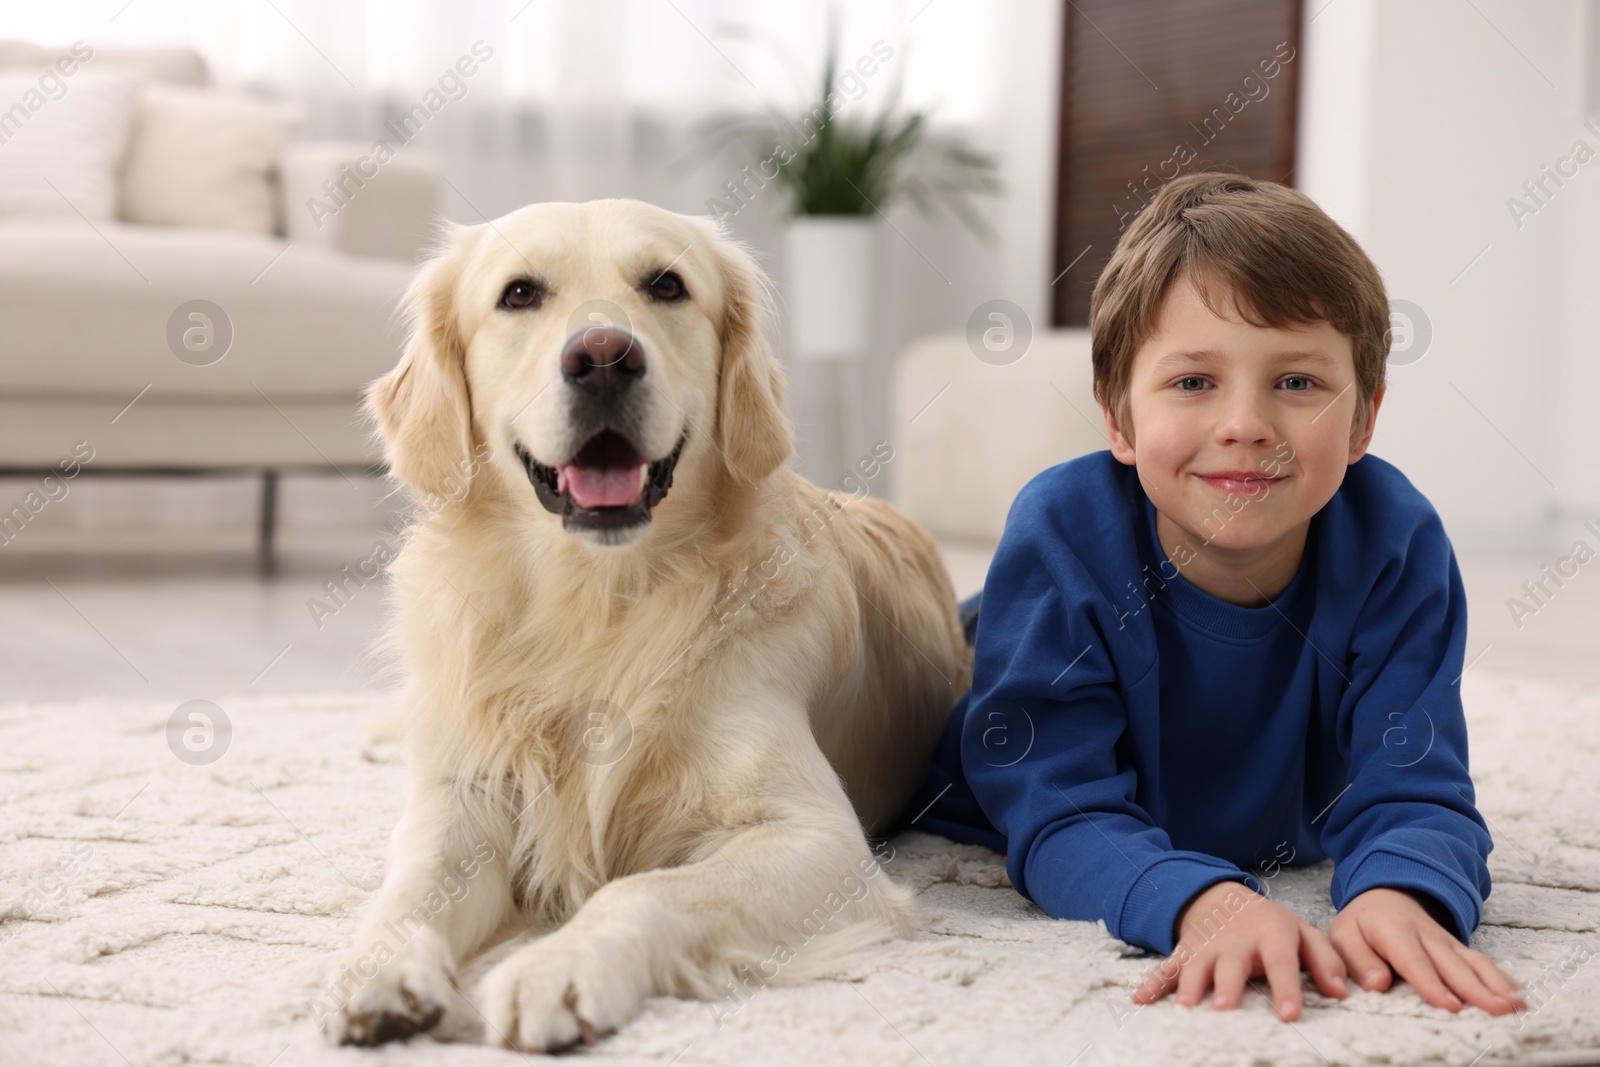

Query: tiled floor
<box><xmin>0</xmin><ymin>549</ymin><xmax>400</xmax><ymax>705</ymax></box>
<box><xmin>2</xmin><ymin>522</ymin><xmax>1598</xmax><ymax>707</ymax></box>
<box><xmin>0</xmin><ymin>473</ymin><xmax>408</xmax><ymax>704</ymax></box>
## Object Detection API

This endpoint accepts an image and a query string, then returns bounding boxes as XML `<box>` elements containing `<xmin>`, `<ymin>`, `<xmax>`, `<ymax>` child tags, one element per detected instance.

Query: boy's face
<box><xmin>1102</xmin><ymin>273</ymin><xmax>1384</xmax><ymax>576</ymax></box>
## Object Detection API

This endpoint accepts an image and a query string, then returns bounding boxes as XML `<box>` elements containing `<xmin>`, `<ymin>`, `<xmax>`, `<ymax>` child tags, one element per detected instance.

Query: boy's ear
<box><xmin>1101</xmin><ymin>398</ymin><xmax>1136</xmax><ymax>465</ymax></box>
<box><xmin>1348</xmin><ymin>383</ymin><xmax>1386</xmax><ymax>462</ymax></box>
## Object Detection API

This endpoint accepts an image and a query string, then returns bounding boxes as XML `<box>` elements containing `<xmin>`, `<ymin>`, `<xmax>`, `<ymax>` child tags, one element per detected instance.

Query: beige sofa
<box><xmin>0</xmin><ymin>42</ymin><xmax>438</xmax><ymax>572</ymax></box>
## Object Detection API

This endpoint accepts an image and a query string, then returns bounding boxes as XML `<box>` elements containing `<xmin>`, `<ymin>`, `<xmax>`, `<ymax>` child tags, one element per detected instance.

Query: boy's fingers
<box><xmin>1385</xmin><ymin>933</ymin><xmax>1462</xmax><ymax>1011</ymax></box>
<box><xmin>1421</xmin><ymin>937</ymin><xmax>1515</xmax><ymax>1015</ymax></box>
<box><xmin>1457</xmin><ymin>946</ymin><xmax>1527</xmax><ymax>1009</ymax></box>
<box><xmin>1210</xmin><ymin>951</ymin><xmax>1251</xmax><ymax>1010</ymax></box>
<box><xmin>1173</xmin><ymin>950</ymin><xmax>1215</xmax><ymax>1007</ymax></box>
<box><xmin>1299</xmin><ymin>925</ymin><xmax>1350</xmax><ymax>1000</ymax></box>
<box><xmin>1133</xmin><ymin>955</ymin><xmax>1181</xmax><ymax>1003</ymax></box>
<box><xmin>1331</xmin><ymin>924</ymin><xmax>1391</xmax><ymax>991</ymax></box>
<box><xmin>1259</xmin><ymin>934</ymin><xmax>1305</xmax><ymax>1021</ymax></box>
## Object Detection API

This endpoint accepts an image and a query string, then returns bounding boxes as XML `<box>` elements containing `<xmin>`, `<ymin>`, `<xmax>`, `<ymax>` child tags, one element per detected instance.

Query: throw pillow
<box><xmin>119</xmin><ymin>82</ymin><xmax>305</xmax><ymax>234</ymax></box>
<box><xmin>0</xmin><ymin>67</ymin><xmax>141</xmax><ymax>220</ymax></box>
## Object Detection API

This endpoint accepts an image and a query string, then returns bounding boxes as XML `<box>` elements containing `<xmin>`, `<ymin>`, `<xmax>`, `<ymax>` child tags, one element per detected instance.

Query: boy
<box><xmin>889</xmin><ymin>172</ymin><xmax>1526</xmax><ymax>1021</ymax></box>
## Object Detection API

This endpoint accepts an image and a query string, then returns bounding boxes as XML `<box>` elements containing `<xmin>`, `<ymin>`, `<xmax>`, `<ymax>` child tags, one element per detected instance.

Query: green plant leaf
<box><xmin>690</xmin><ymin>31</ymin><xmax>1003</xmax><ymax>239</ymax></box>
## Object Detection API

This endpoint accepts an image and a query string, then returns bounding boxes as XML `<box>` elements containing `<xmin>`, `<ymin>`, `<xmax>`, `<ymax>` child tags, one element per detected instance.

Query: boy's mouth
<box><xmin>1197</xmin><ymin>472</ymin><xmax>1283</xmax><ymax>497</ymax></box>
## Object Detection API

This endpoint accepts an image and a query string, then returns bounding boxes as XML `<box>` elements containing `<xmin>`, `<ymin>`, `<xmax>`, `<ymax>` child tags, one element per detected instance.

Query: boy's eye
<box><xmin>1177</xmin><ymin>376</ymin><xmax>1209</xmax><ymax>393</ymax></box>
<box><xmin>1280</xmin><ymin>376</ymin><xmax>1315</xmax><ymax>392</ymax></box>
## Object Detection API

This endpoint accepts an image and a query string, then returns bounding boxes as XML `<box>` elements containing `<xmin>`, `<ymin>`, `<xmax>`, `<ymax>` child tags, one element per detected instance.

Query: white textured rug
<box><xmin>2</xmin><ymin>670</ymin><xmax>1598</xmax><ymax>1067</ymax></box>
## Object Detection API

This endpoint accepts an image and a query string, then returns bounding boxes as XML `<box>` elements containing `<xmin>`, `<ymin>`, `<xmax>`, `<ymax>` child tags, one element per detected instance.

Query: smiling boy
<box><xmin>892</xmin><ymin>172</ymin><xmax>1526</xmax><ymax>1020</ymax></box>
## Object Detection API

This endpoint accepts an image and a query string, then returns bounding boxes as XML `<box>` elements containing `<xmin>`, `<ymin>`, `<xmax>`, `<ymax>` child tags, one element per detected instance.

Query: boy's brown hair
<box><xmin>1088</xmin><ymin>170</ymin><xmax>1390</xmax><ymax>447</ymax></box>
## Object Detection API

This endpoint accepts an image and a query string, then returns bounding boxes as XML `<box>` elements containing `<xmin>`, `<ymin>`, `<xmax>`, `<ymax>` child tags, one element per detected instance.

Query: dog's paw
<box><xmin>476</xmin><ymin>931</ymin><xmax>648</xmax><ymax>1052</ymax></box>
<box><xmin>317</xmin><ymin>925</ymin><xmax>458</xmax><ymax>1047</ymax></box>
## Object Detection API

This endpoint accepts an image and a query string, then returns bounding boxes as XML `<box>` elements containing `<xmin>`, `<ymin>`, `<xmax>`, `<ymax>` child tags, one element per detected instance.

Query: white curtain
<box><xmin>4</xmin><ymin>0</ymin><xmax>993</xmax><ymax>221</ymax></box>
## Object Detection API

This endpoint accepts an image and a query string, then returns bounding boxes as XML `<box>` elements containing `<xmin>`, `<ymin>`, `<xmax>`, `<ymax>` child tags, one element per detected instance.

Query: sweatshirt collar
<box><xmin>1136</xmin><ymin>482</ymin><xmax>1316</xmax><ymax>640</ymax></box>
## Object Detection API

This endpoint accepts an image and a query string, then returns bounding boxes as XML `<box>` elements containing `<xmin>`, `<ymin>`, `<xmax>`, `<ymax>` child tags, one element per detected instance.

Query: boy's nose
<box><xmin>1213</xmin><ymin>392</ymin><xmax>1275</xmax><ymax>445</ymax></box>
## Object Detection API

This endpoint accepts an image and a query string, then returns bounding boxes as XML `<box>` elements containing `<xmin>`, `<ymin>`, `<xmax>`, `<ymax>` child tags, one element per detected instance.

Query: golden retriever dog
<box><xmin>320</xmin><ymin>198</ymin><xmax>971</xmax><ymax>1050</ymax></box>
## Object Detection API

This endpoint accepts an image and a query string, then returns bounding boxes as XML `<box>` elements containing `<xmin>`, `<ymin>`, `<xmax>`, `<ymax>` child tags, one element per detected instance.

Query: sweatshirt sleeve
<box><xmin>1319</xmin><ymin>505</ymin><xmax>1493</xmax><ymax>944</ymax></box>
<box><xmin>960</xmin><ymin>503</ymin><xmax>1262</xmax><ymax>956</ymax></box>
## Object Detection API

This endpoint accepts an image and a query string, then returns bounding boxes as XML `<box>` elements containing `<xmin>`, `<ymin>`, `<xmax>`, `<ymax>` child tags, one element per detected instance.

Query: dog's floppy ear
<box><xmin>365</xmin><ymin>229</ymin><xmax>476</xmax><ymax>499</ymax></box>
<box><xmin>711</xmin><ymin>233</ymin><xmax>793</xmax><ymax>486</ymax></box>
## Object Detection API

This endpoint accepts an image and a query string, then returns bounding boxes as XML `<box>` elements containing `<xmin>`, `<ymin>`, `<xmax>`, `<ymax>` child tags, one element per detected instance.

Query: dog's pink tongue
<box><xmin>558</xmin><ymin>464</ymin><xmax>644</xmax><ymax>508</ymax></box>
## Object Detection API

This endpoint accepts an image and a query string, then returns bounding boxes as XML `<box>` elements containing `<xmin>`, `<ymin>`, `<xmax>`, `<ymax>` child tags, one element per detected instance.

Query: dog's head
<box><xmin>366</xmin><ymin>199</ymin><xmax>793</xmax><ymax>549</ymax></box>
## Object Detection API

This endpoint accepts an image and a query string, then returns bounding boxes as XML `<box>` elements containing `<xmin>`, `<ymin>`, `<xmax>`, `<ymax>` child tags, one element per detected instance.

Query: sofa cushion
<box><xmin>0</xmin><ymin>220</ymin><xmax>413</xmax><ymax>400</ymax></box>
<box><xmin>119</xmin><ymin>83</ymin><xmax>305</xmax><ymax>234</ymax></box>
<box><xmin>0</xmin><ymin>397</ymin><xmax>385</xmax><ymax>468</ymax></box>
<box><xmin>0</xmin><ymin>68</ymin><xmax>140</xmax><ymax>221</ymax></box>
<box><xmin>0</xmin><ymin>40</ymin><xmax>208</xmax><ymax>86</ymax></box>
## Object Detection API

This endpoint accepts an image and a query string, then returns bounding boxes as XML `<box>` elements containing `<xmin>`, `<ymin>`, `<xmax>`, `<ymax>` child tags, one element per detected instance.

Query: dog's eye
<box><xmin>499</xmin><ymin>279</ymin><xmax>543</xmax><ymax>311</ymax></box>
<box><xmin>646</xmin><ymin>271</ymin><xmax>687</xmax><ymax>303</ymax></box>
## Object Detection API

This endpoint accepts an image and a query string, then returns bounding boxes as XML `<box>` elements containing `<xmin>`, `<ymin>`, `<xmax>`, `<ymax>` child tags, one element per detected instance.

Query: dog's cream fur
<box><xmin>324</xmin><ymin>199</ymin><xmax>971</xmax><ymax>1050</ymax></box>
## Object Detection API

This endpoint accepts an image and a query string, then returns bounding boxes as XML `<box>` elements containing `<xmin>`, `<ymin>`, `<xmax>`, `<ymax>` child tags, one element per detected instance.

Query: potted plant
<box><xmin>697</xmin><ymin>34</ymin><xmax>1002</xmax><ymax>362</ymax></box>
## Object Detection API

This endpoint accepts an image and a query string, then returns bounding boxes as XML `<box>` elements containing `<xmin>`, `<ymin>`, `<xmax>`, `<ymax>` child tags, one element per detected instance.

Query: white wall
<box><xmin>1551</xmin><ymin>2</ymin><xmax>1600</xmax><ymax>545</ymax></box>
<box><xmin>1299</xmin><ymin>0</ymin><xmax>1596</xmax><ymax>555</ymax></box>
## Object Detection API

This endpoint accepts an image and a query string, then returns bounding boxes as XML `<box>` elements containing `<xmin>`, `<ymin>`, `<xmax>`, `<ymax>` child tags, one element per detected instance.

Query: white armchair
<box><xmin>890</xmin><ymin>328</ymin><xmax>1106</xmax><ymax>598</ymax></box>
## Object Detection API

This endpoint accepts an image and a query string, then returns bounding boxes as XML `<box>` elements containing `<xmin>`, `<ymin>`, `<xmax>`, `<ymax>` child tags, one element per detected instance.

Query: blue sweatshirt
<box><xmin>895</xmin><ymin>450</ymin><xmax>1492</xmax><ymax>956</ymax></box>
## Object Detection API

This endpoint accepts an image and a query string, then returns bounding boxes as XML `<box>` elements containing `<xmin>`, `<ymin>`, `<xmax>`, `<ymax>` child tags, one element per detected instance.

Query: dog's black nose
<box><xmin>561</xmin><ymin>328</ymin><xmax>645</xmax><ymax>387</ymax></box>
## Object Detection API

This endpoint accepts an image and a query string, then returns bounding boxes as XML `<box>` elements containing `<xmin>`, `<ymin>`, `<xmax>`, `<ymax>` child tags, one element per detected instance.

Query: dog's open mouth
<box><xmin>514</xmin><ymin>430</ymin><xmax>686</xmax><ymax>530</ymax></box>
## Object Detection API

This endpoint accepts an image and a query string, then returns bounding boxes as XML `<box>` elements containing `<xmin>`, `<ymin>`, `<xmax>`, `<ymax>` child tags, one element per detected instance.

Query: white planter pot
<box><xmin>782</xmin><ymin>216</ymin><xmax>878</xmax><ymax>360</ymax></box>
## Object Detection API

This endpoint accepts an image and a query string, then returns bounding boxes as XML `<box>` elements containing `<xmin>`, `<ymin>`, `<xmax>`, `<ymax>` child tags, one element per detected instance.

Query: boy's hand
<box><xmin>1132</xmin><ymin>880</ymin><xmax>1349</xmax><ymax>1020</ymax></box>
<box><xmin>1329</xmin><ymin>887</ymin><xmax>1526</xmax><ymax>1015</ymax></box>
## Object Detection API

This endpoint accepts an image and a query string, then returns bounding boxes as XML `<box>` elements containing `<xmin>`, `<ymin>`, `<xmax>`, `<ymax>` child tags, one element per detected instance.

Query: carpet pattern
<box><xmin>1</xmin><ymin>669</ymin><xmax>1597</xmax><ymax>1067</ymax></box>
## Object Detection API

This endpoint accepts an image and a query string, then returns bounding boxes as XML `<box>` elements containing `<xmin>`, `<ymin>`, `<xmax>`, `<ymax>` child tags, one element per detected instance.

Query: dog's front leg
<box><xmin>320</xmin><ymin>774</ymin><xmax>514</xmax><ymax>1046</ymax></box>
<box><xmin>477</xmin><ymin>702</ymin><xmax>918</xmax><ymax>1052</ymax></box>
